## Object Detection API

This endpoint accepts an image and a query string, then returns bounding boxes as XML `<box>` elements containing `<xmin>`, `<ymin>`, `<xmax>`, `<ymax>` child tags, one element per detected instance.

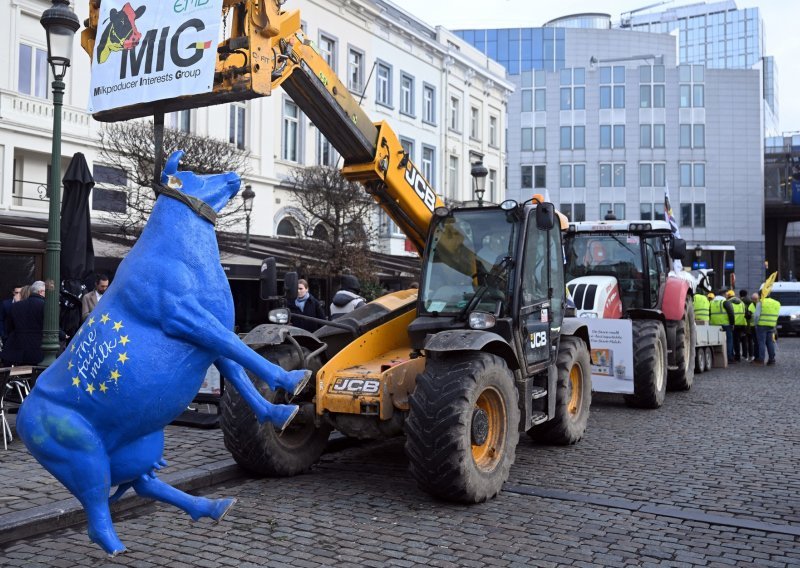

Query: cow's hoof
<box><xmin>281</xmin><ymin>369</ymin><xmax>312</xmax><ymax>400</ymax></box>
<box><xmin>274</xmin><ymin>404</ymin><xmax>299</xmax><ymax>432</ymax></box>
<box><xmin>89</xmin><ymin>528</ymin><xmax>126</xmax><ymax>556</ymax></box>
<box><xmin>211</xmin><ymin>497</ymin><xmax>237</xmax><ymax>524</ymax></box>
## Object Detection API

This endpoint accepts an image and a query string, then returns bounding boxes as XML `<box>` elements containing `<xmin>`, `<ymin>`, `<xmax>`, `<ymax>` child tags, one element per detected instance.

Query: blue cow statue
<box><xmin>17</xmin><ymin>151</ymin><xmax>310</xmax><ymax>556</ymax></box>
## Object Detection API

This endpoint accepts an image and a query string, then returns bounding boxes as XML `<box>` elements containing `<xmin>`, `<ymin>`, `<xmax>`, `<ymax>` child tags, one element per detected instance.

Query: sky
<box><xmin>398</xmin><ymin>0</ymin><xmax>800</xmax><ymax>134</ymax></box>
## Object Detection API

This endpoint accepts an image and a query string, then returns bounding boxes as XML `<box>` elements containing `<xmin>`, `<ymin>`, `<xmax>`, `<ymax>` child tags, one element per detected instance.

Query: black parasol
<box><xmin>60</xmin><ymin>152</ymin><xmax>95</xmax><ymax>338</ymax></box>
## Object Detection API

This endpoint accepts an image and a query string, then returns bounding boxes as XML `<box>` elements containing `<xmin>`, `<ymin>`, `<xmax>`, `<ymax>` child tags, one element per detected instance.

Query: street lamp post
<box><xmin>471</xmin><ymin>160</ymin><xmax>488</xmax><ymax>207</ymax></box>
<box><xmin>242</xmin><ymin>184</ymin><xmax>255</xmax><ymax>251</ymax></box>
<box><xmin>40</xmin><ymin>0</ymin><xmax>80</xmax><ymax>366</ymax></box>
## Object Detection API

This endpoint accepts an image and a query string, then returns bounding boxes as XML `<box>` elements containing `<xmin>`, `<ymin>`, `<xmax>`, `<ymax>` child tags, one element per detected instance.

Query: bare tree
<box><xmin>97</xmin><ymin>120</ymin><xmax>251</xmax><ymax>236</ymax></box>
<box><xmin>285</xmin><ymin>165</ymin><xmax>377</xmax><ymax>282</ymax></box>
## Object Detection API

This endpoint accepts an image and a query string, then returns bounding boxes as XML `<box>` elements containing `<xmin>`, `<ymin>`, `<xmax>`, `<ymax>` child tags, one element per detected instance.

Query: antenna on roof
<box><xmin>620</xmin><ymin>0</ymin><xmax>674</xmax><ymax>27</ymax></box>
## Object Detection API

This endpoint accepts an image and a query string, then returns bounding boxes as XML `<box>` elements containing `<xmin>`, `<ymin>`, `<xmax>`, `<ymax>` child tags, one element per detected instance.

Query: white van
<box><xmin>769</xmin><ymin>282</ymin><xmax>800</xmax><ymax>336</ymax></box>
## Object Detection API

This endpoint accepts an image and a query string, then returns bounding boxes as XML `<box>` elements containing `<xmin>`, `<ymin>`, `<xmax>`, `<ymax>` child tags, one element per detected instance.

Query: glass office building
<box><xmin>453</xmin><ymin>28</ymin><xmax>566</xmax><ymax>74</ymax></box>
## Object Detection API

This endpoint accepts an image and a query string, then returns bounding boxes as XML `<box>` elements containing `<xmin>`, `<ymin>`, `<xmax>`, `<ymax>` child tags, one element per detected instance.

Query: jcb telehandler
<box><xmin>82</xmin><ymin>0</ymin><xmax>593</xmax><ymax>502</ymax></box>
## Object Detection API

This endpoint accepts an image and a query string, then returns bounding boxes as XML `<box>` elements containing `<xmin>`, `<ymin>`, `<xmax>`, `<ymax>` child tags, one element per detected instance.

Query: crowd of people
<box><xmin>0</xmin><ymin>275</ymin><xmax>110</xmax><ymax>367</ymax></box>
<box><xmin>694</xmin><ymin>285</ymin><xmax>781</xmax><ymax>366</ymax></box>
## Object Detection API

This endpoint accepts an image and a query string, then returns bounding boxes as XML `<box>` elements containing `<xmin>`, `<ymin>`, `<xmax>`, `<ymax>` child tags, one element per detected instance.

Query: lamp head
<box><xmin>40</xmin><ymin>0</ymin><xmax>80</xmax><ymax>81</ymax></box>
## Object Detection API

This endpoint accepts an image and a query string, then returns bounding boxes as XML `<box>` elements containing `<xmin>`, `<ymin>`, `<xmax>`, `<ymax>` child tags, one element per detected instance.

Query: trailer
<box><xmin>694</xmin><ymin>324</ymin><xmax>727</xmax><ymax>373</ymax></box>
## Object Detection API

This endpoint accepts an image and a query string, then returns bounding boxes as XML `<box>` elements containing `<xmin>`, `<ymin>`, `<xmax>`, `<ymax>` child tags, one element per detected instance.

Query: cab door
<box><xmin>519</xmin><ymin>212</ymin><xmax>552</xmax><ymax>372</ymax></box>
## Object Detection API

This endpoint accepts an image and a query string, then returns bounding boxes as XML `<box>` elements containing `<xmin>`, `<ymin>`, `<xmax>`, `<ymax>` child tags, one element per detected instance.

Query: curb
<box><xmin>0</xmin><ymin>458</ymin><xmax>244</xmax><ymax>548</ymax></box>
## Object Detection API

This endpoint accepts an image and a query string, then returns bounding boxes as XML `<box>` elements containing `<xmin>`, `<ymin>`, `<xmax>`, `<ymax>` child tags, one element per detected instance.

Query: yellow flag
<box><xmin>761</xmin><ymin>271</ymin><xmax>778</xmax><ymax>298</ymax></box>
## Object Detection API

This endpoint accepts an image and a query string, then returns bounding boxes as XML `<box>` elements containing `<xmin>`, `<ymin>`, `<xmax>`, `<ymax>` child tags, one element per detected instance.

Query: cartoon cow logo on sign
<box><xmin>96</xmin><ymin>2</ymin><xmax>146</xmax><ymax>64</ymax></box>
<box><xmin>17</xmin><ymin>151</ymin><xmax>311</xmax><ymax>556</ymax></box>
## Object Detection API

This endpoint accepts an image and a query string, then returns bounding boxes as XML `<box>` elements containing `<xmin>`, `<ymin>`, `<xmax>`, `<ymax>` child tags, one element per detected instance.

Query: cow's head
<box><xmin>96</xmin><ymin>3</ymin><xmax>146</xmax><ymax>64</ymax></box>
<box><xmin>161</xmin><ymin>151</ymin><xmax>242</xmax><ymax>214</ymax></box>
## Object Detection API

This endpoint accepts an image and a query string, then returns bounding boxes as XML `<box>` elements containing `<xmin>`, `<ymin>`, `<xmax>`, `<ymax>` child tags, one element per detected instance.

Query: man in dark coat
<box><xmin>0</xmin><ymin>284</ymin><xmax>23</xmax><ymax>346</ymax></box>
<box><xmin>329</xmin><ymin>275</ymin><xmax>367</xmax><ymax>319</ymax></box>
<box><xmin>1</xmin><ymin>281</ymin><xmax>46</xmax><ymax>366</ymax></box>
<box><xmin>288</xmin><ymin>278</ymin><xmax>326</xmax><ymax>332</ymax></box>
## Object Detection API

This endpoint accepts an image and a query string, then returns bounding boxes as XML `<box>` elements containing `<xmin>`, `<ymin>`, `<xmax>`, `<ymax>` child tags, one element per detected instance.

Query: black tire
<box><xmin>667</xmin><ymin>298</ymin><xmax>696</xmax><ymax>391</ymax></box>
<box><xmin>405</xmin><ymin>352</ymin><xmax>519</xmax><ymax>503</ymax></box>
<box><xmin>528</xmin><ymin>336</ymin><xmax>591</xmax><ymax>445</ymax></box>
<box><xmin>695</xmin><ymin>347</ymin><xmax>706</xmax><ymax>373</ymax></box>
<box><xmin>220</xmin><ymin>344</ymin><xmax>331</xmax><ymax>476</ymax></box>
<box><xmin>704</xmin><ymin>347</ymin><xmax>713</xmax><ymax>371</ymax></box>
<box><xmin>624</xmin><ymin>320</ymin><xmax>668</xmax><ymax>409</ymax></box>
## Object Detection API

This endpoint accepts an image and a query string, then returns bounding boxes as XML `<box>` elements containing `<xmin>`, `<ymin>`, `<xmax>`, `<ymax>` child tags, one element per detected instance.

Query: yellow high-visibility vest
<box><xmin>693</xmin><ymin>294</ymin><xmax>710</xmax><ymax>322</ymax></box>
<box><xmin>757</xmin><ymin>297</ymin><xmax>781</xmax><ymax>327</ymax></box>
<box><xmin>731</xmin><ymin>300</ymin><xmax>747</xmax><ymax>326</ymax></box>
<box><xmin>709</xmin><ymin>299</ymin><xmax>728</xmax><ymax>326</ymax></box>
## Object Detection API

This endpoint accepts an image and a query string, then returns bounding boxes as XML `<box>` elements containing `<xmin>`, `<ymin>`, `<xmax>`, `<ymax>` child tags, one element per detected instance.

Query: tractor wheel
<box><xmin>624</xmin><ymin>320</ymin><xmax>668</xmax><ymax>409</ymax></box>
<box><xmin>528</xmin><ymin>336</ymin><xmax>591</xmax><ymax>445</ymax></box>
<box><xmin>405</xmin><ymin>352</ymin><xmax>519</xmax><ymax>503</ymax></box>
<box><xmin>667</xmin><ymin>298</ymin><xmax>696</xmax><ymax>391</ymax></box>
<box><xmin>695</xmin><ymin>347</ymin><xmax>706</xmax><ymax>373</ymax></box>
<box><xmin>220</xmin><ymin>344</ymin><xmax>331</xmax><ymax>476</ymax></box>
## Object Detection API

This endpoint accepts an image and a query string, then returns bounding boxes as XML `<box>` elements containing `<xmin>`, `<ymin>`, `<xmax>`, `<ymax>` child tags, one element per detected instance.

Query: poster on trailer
<box><xmin>88</xmin><ymin>0</ymin><xmax>223</xmax><ymax>114</ymax></box>
<box><xmin>584</xmin><ymin>318</ymin><xmax>635</xmax><ymax>394</ymax></box>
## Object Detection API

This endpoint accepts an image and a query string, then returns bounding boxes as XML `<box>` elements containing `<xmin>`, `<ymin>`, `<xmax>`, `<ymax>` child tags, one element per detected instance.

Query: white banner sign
<box><xmin>585</xmin><ymin>318</ymin><xmax>635</xmax><ymax>394</ymax></box>
<box><xmin>88</xmin><ymin>0</ymin><xmax>223</xmax><ymax>114</ymax></box>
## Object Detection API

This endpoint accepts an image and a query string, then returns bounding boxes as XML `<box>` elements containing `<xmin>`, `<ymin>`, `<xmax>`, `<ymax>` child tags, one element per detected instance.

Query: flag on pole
<box><xmin>761</xmin><ymin>271</ymin><xmax>778</xmax><ymax>298</ymax></box>
<box><xmin>664</xmin><ymin>185</ymin><xmax>683</xmax><ymax>272</ymax></box>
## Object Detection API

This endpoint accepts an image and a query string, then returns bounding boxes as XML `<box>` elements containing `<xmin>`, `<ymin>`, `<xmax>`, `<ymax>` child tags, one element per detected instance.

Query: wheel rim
<box><xmin>471</xmin><ymin>387</ymin><xmax>506</xmax><ymax>471</ymax></box>
<box><xmin>681</xmin><ymin>321</ymin><xmax>691</xmax><ymax>369</ymax></box>
<box><xmin>655</xmin><ymin>337</ymin><xmax>666</xmax><ymax>391</ymax></box>
<box><xmin>567</xmin><ymin>364</ymin><xmax>583</xmax><ymax>416</ymax></box>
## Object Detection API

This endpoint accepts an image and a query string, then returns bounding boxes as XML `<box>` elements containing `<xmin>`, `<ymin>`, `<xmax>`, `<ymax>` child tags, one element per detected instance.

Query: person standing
<box><xmin>709</xmin><ymin>290</ymin><xmax>735</xmax><ymax>362</ymax></box>
<box><xmin>693</xmin><ymin>288</ymin><xmax>710</xmax><ymax>325</ymax></box>
<box><xmin>81</xmin><ymin>274</ymin><xmax>109</xmax><ymax>322</ymax></box>
<box><xmin>329</xmin><ymin>275</ymin><xmax>367</xmax><ymax>319</ymax></box>
<box><xmin>753</xmin><ymin>293</ymin><xmax>781</xmax><ymax>366</ymax></box>
<box><xmin>0</xmin><ymin>280</ymin><xmax>46</xmax><ymax>366</ymax></box>
<box><xmin>748</xmin><ymin>292</ymin><xmax>759</xmax><ymax>361</ymax></box>
<box><xmin>288</xmin><ymin>279</ymin><xmax>326</xmax><ymax>332</ymax></box>
<box><xmin>0</xmin><ymin>284</ymin><xmax>22</xmax><ymax>348</ymax></box>
<box><xmin>726</xmin><ymin>290</ymin><xmax>746</xmax><ymax>362</ymax></box>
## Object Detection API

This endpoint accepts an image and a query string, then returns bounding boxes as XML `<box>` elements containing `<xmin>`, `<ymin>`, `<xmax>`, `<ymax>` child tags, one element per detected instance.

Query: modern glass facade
<box><xmin>453</xmin><ymin>28</ymin><xmax>565</xmax><ymax>74</ymax></box>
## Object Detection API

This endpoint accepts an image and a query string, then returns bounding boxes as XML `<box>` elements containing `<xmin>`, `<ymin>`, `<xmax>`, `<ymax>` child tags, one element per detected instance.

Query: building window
<box><xmin>534</xmin><ymin>165</ymin><xmax>546</xmax><ymax>188</ymax></box>
<box><xmin>640</xmin><ymin>201</ymin><xmax>665</xmax><ymax>221</ymax></box>
<box><xmin>640</xmin><ymin>162</ymin><xmax>666</xmax><ymax>188</ymax></box>
<box><xmin>560</xmin><ymin>203</ymin><xmax>586</xmax><ymax>222</ymax></box>
<box><xmin>640</xmin><ymin>85</ymin><xmax>651</xmax><ymax>108</ymax></box>
<box><xmin>560</xmin><ymin>165</ymin><xmax>572</xmax><ymax>187</ymax></box>
<box><xmin>92</xmin><ymin>165</ymin><xmax>128</xmax><ymax>213</ymax></box>
<box><xmin>534</xmin><ymin>127</ymin><xmax>546</xmax><ymax>151</ymax></box>
<box><xmin>488</xmin><ymin>169</ymin><xmax>497</xmax><ymax>203</ymax></box>
<box><xmin>277</xmin><ymin>218</ymin><xmax>298</xmax><ymax>237</ymax></box>
<box><xmin>600</xmin><ymin>125</ymin><xmax>612</xmax><ymax>149</ymax></box>
<box><xmin>600</xmin><ymin>163</ymin><xmax>625</xmax><ymax>187</ymax></box>
<box><xmin>376</xmin><ymin>61</ymin><xmax>392</xmax><ymax>106</ymax></box>
<box><xmin>680</xmin><ymin>203</ymin><xmax>706</xmax><ymax>228</ymax></box>
<box><xmin>400</xmin><ymin>138</ymin><xmax>414</xmax><ymax>162</ymax></box>
<box><xmin>470</xmin><ymin>106</ymin><xmax>480</xmax><ymax>140</ymax></box>
<box><xmin>317</xmin><ymin>130</ymin><xmax>337</xmax><ymax>167</ymax></box>
<box><xmin>522</xmin><ymin>128</ymin><xmax>532</xmax><ymax>151</ymax></box>
<box><xmin>560</xmin><ymin>88</ymin><xmax>572</xmax><ymax>110</ymax></box>
<box><xmin>680</xmin><ymin>124</ymin><xmax>692</xmax><ymax>148</ymax></box>
<box><xmin>489</xmin><ymin>115</ymin><xmax>498</xmax><ymax>147</ymax></box>
<box><xmin>653</xmin><ymin>124</ymin><xmax>665</xmax><ymax>148</ymax></box>
<box><xmin>18</xmin><ymin>43</ymin><xmax>48</xmax><ymax>98</ymax></box>
<box><xmin>449</xmin><ymin>96</ymin><xmax>461</xmax><ymax>131</ymax></box>
<box><xmin>400</xmin><ymin>73</ymin><xmax>414</xmax><ymax>116</ymax></box>
<box><xmin>423</xmin><ymin>84</ymin><xmax>436</xmax><ymax>124</ymax></box>
<box><xmin>534</xmin><ymin>89</ymin><xmax>546</xmax><ymax>111</ymax></box>
<box><xmin>281</xmin><ymin>99</ymin><xmax>300</xmax><ymax>162</ymax></box>
<box><xmin>679</xmin><ymin>162</ymin><xmax>706</xmax><ymax>187</ymax></box>
<box><xmin>448</xmin><ymin>155</ymin><xmax>459</xmax><ymax>198</ymax></box>
<box><xmin>521</xmin><ymin>165</ymin><xmax>533</xmax><ymax>189</ymax></box>
<box><xmin>169</xmin><ymin>110</ymin><xmax>191</xmax><ymax>133</ymax></box>
<box><xmin>640</xmin><ymin>124</ymin><xmax>652</xmax><ymax>148</ymax></box>
<box><xmin>600</xmin><ymin>66</ymin><xmax>625</xmax><ymax>109</ymax></box>
<box><xmin>600</xmin><ymin>202</ymin><xmax>626</xmax><ymax>219</ymax></box>
<box><xmin>600</xmin><ymin>125</ymin><xmax>624</xmax><ymax>149</ymax></box>
<box><xmin>614</xmin><ymin>125</ymin><xmax>625</xmax><ymax>148</ymax></box>
<box><xmin>640</xmin><ymin>65</ymin><xmax>665</xmax><ymax>109</ymax></box>
<box><xmin>422</xmin><ymin>145</ymin><xmax>435</xmax><ymax>185</ymax></box>
<box><xmin>319</xmin><ymin>33</ymin><xmax>336</xmax><ymax>70</ymax></box>
<box><xmin>574</xmin><ymin>126</ymin><xmax>585</xmax><ymax>150</ymax></box>
<box><xmin>348</xmin><ymin>47</ymin><xmax>364</xmax><ymax>93</ymax></box>
<box><xmin>693</xmin><ymin>124</ymin><xmax>705</xmax><ymax>148</ymax></box>
<box><xmin>229</xmin><ymin>103</ymin><xmax>246</xmax><ymax>150</ymax></box>
<box><xmin>560</xmin><ymin>127</ymin><xmax>571</xmax><ymax>150</ymax></box>
<box><xmin>522</xmin><ymin>90</ymin><xmax>532</xmax><ymax>112</ymax></box>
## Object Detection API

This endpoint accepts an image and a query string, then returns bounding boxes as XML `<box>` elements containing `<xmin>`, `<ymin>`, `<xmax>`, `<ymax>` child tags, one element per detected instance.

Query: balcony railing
<box><xmin>10</xmin><ymin>179</ymin><xmax>52</xmax><ymax>210</ymax></box>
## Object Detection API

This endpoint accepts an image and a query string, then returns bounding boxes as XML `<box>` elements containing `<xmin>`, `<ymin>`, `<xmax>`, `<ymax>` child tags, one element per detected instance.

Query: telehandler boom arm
<box><xmin>81</xmin><ymin>0</ymin><xmax>442</xmax><ymax>253</ymax></box>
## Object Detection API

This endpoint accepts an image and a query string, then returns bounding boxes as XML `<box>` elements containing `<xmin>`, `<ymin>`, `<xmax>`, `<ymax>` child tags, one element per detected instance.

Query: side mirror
<box><xmin>536</xmin><ymin>202</ymin><xmax>555</xmax><ymax>231</ymax></box>
<box><xmin>670</xmin><ymin>238</ymin><xmax>687</xmax><ymax>261</ymax></box>
<box><xmin>284</xmin><ymin>272</ymin><xmax>298</xmax><ymax>302</ymax></box>
<box><xmin>260</xmin><ymin>257</ymin><xmax>277</xmax><ymax>300</ymax></box>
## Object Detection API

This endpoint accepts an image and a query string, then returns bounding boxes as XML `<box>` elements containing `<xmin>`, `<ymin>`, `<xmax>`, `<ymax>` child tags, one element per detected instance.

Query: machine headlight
<box><xmin>268</xmin><ymin>308</ymin><xmax>290</xmax><ymax>324</ymax></box>
<box><xmin>468</xmin><ymin>311</ymin><xmax>496</xmax><ymax>330</ymax></box>
<box><xmin>579</xmin><ymin>312</ymin><xmax>598</xmax><ymax>318</ymax></box>
<box><xmin>790</xmin><ymin>312</ymin><xmax>800</xmax><ymax>320</ymax></box>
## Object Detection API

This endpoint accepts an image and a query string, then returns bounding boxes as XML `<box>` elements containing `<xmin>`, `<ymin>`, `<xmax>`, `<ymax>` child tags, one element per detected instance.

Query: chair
<box><xmin>0</xmin><ymin>367</ymin><xmax>35</xmax><ymax>450</ymax></box>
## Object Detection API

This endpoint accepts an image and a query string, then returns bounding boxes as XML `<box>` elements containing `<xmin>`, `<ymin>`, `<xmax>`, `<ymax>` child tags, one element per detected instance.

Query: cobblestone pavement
<box><xmin>2</xmin><ymin>338</ymin><xmax>799</xmax><ymax>567</ymax></box>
